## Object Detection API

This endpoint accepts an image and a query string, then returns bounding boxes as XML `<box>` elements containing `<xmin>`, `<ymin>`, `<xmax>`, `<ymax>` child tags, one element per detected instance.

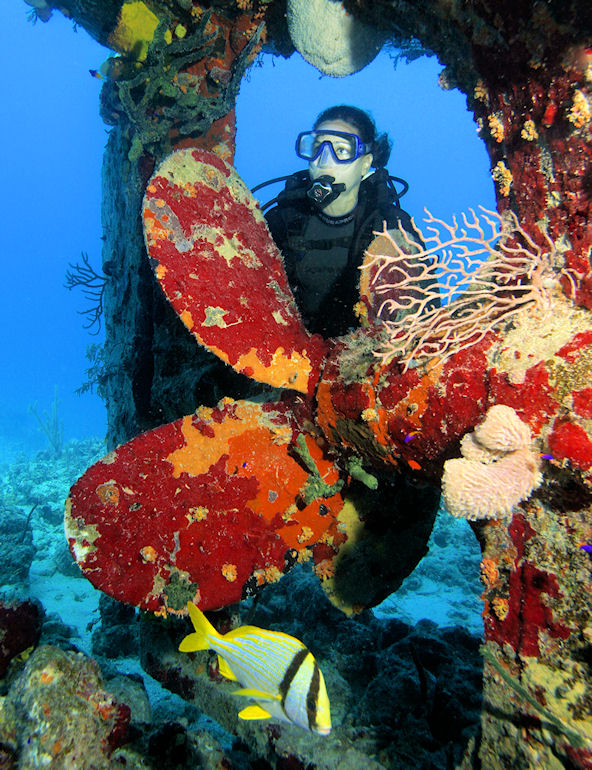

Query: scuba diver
<box><xmin>258</xmin><ymin>105</ymin><xmax>434</xmax><ymax>338</ymax></box>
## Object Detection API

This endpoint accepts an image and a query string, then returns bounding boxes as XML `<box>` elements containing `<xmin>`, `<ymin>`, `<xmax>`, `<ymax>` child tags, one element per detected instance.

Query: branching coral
<box><xmin>75</xmin><ymin>344</ymin><xmax>110</xmax><ymax>398</ymax></box>
<box><xmin>363</xmin><ymin>207</ymin><xmax>560</xmax><ymax>372</ymax></box>
<box><xmin>28</xmin><ymin>386</ymin><xmax>63</xmax><ymax>457</ymax></box>
<box><xmin>64</xmin><ymin>252</ymin><xmax>107</xmax><ymax>334</ymax></box>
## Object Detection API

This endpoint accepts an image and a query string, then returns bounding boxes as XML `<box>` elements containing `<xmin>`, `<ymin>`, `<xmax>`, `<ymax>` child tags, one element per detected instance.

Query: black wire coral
<box><xmin>64</xmin><ymin>252</ymin><xmax>107</xmax><ymax>335</ymax></box>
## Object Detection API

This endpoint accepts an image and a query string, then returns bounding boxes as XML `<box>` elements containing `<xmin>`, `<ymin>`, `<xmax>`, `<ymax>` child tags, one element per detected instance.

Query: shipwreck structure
<box><xmin>22</xmin><ymin>0</ymin><xmax>592</xmax><ymax>767</ymax></box>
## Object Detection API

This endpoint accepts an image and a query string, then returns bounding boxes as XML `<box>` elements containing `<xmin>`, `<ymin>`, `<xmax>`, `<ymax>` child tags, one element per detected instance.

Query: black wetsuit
<box><xmin>265</xmin><ymin>169</ymin><xmax>421</xmax><ymax>338</ymax></box>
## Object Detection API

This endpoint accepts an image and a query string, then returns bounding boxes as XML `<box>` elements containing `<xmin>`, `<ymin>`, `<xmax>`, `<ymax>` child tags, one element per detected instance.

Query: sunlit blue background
<box><xmin>1</xmin><ymin>2</ymin><xmax>494</xmax><ymax>460</ymax></box>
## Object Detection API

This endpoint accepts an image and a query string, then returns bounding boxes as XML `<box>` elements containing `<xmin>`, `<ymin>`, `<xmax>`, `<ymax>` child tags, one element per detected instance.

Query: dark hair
<box><xmin>313</xmin><ymin>105</ymin><xmax>391</xmax><ymax>168</ymax></box>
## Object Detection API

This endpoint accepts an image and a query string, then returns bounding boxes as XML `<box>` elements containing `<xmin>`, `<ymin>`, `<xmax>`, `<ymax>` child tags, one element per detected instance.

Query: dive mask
<box><xmin>296</xmin><ymin>130</ymin><xmax>368</xmax><ymax>164</ymax></box>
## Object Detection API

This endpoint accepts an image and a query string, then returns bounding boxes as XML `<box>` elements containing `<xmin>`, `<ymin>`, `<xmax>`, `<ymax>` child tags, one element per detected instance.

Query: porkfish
<box><xmin>179</xmin><ymin>601</ymin><xmax>331</xmax><ymax>735</ymax></box>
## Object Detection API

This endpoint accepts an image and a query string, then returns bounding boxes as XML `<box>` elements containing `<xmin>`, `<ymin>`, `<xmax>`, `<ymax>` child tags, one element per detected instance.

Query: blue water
<box><xmin>235</xmin><ymin>51</ymin><xmax>494</xmax><ymax>221</ymax></box>
<box><xmin>1</xmin><ymin>4</ymin><xmax>110</xmax><ymax>460</ymax></box>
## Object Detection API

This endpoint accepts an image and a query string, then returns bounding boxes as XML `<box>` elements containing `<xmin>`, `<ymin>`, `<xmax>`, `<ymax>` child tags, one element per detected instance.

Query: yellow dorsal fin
<box><xmin>178</xmin><ymin>601</ymin><xmax>219</xmax><ymax>652</ymax></box>
<box><xmin>224</xmin><ymin>624</ymin><xmax>266</xmax><ymax>641</ymax></box>
<box><xmin>233</xmin><ymin>688</ymin><xmax>280</xmax><ymax>701</ymax></box>
<box><xmin>238</xmin><ymin>704</ymin><xmax>271</xmax><ymax>721</ymax></box>
<box><xmin>217</xmin><ymin>656</ymin><xmax>238</xmax><ymax>681</ymax></box>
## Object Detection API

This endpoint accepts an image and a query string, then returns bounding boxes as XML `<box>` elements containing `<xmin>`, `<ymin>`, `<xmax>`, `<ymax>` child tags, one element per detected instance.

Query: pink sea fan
<box><xmin>442</xmin><ymin>406</ymin><xmax>542</xmax><ymax>520</ymax></box>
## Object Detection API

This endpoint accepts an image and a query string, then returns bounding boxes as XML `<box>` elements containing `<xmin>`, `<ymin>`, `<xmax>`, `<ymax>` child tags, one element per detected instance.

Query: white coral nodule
<box><xmin>286</xmin><ymin>0</ymin><xmax>385</xmax><ymax>77</ymax></box>
<box><xmin>442</xmin><ymin>405</ymin><xmax>542</xmax><ymax>521</ymax></box>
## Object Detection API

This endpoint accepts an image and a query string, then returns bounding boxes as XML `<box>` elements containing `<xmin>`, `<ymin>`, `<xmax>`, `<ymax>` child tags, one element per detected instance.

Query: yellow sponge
<box><xmin>108</xmin><ymin>1</ymin><xmax>171</xmax><ymax>61</ymax></box>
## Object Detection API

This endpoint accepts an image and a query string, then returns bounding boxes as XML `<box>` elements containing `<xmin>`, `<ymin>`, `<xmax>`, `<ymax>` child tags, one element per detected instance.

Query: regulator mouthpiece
<box><xmin>307</xmin><ymin>176</ymin><xmax>345</xmax><ymax>208</ymax></box>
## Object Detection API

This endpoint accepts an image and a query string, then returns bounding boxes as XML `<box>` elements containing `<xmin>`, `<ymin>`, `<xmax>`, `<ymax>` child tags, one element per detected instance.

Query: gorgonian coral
<box><xmin>362</xmin><ymin>207</ymin><xmax>563</xmax><ymax>371</ymax></box>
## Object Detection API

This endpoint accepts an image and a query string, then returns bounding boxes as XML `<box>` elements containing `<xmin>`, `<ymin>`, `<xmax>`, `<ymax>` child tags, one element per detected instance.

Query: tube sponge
<box><xmin>442</xmin><ymin>405</ymin><xmax>542</xmax><ymax>520</ymax></box>
<box><xmin>286</xmin><ymin>0</ymin><xmax>385</xmax><ymax>77</ymax></box>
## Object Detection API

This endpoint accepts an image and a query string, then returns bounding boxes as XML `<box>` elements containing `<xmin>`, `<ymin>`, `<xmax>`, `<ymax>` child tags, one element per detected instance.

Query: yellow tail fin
<box><xmin>178</xmin><ymin>601</ymin><xmax>219</xmax><ymax>652</ymax></box>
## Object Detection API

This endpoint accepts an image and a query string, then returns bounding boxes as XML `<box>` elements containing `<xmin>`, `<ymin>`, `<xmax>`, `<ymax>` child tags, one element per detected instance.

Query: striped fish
<box><xmin>179</xmin><ymin>601</ymin><xmax>331</xmax><ymax>734</ymax></box>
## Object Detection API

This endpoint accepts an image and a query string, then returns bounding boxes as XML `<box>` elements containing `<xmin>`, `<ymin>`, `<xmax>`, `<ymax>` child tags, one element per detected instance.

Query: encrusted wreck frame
<box><xmin>21</xmin><ymin>2</ymin><xmax>592</xmax><ymax>768</ymax></box>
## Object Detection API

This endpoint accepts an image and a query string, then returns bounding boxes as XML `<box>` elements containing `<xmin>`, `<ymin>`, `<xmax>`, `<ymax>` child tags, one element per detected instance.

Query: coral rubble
<box><xmin>2</xmin><ymin>645</ymin><xmax>131</xmax><ymax>768</ymax></box>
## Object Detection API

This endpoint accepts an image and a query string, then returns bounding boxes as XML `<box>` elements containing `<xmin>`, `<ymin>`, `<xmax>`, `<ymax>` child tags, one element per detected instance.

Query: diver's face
<box><xmin>308</xmin><ymin>119</ymin><xmax>373</xmax><ymax>195</ymax></box>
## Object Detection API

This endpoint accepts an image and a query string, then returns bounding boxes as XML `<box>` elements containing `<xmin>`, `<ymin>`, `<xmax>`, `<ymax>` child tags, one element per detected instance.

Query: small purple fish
<box><xmin>579</xmin><ymin>544</ymin><xmax>592</xmax><ymax>554</ymax></box>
